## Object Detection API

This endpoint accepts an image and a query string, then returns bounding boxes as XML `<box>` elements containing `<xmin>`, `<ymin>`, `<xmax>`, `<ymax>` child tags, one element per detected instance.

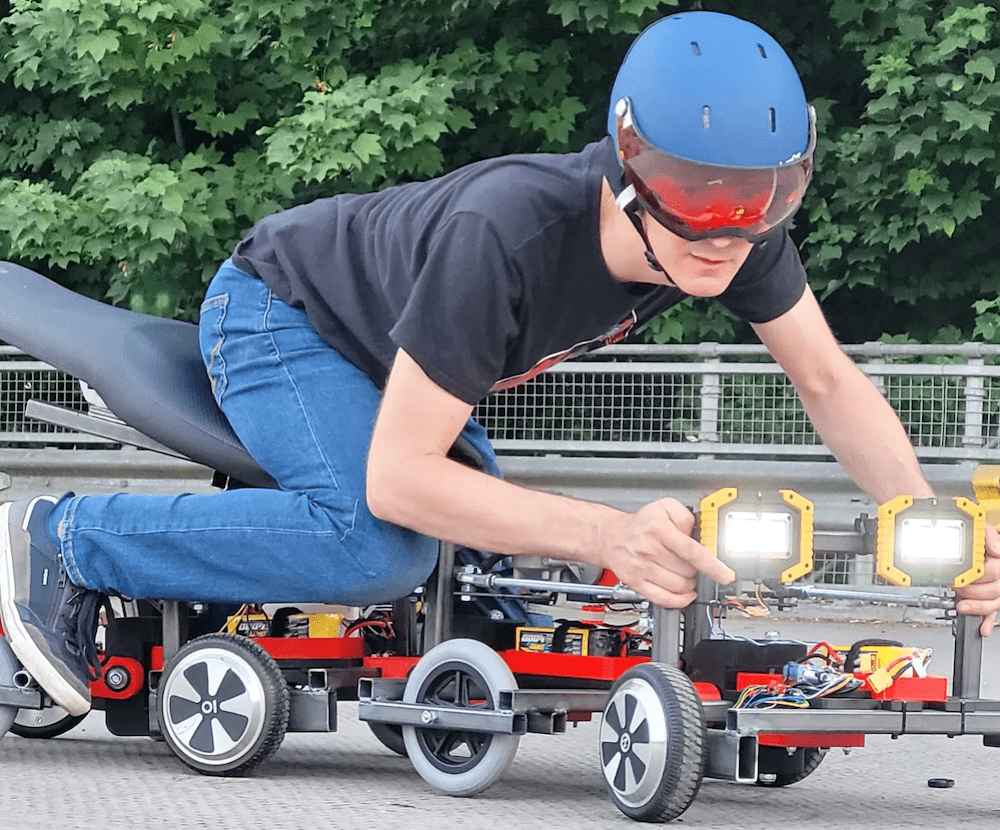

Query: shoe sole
<box><xmin>0</xmin><ymin>500</ymin><xmax>91</xmax><ymax>717</ymax></box>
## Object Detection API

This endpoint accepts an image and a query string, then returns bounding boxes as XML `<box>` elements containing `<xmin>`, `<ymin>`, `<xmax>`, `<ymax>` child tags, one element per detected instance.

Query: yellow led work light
<box><xmin>699</xmin><ymin>487</ymin><xmax>814</xmax><ymax>583</ymax></box>
<box><xmin>875</xmin><ymin>496</ymin><xmax>986</xmax><ymax>589</ymax></box>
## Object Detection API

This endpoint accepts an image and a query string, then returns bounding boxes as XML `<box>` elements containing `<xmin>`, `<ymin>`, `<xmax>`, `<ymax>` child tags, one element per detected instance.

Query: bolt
<box><xmin>421</xmin><ymin>710</ymin><xmax>438</xmax><ymax>724</ymax></box>
<box><xmin>105</xmin><ymin>666</ymin><xmax>130</xmax><ymax>690</ymax></box>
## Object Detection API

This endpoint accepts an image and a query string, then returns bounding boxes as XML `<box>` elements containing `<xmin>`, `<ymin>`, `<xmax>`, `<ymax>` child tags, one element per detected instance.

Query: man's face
<box><xmin>643</xmin><ymin>214</ymin><xmax>754</xmax><ymax>296</ymax></box>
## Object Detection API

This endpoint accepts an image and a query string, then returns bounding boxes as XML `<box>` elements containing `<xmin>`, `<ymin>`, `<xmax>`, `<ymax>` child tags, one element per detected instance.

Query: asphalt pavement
<box><xmin>2</xmin><ymin>618</ymin><xmax>999</xmax><ymax>830</ymax></box>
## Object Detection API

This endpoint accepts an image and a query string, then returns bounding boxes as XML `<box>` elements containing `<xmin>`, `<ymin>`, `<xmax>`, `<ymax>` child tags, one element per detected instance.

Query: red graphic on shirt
<box><xmin>490</xmin><ymin>312</ymin><xmax>636</xmax><ymax>392</ymax></box>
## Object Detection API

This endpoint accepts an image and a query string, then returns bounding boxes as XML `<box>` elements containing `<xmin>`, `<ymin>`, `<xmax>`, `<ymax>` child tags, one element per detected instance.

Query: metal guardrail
<box><xmin>2</xmin><ymin>342</ymin><xmax>997</xmax><ymax>597</ymax></box>
<box><xmin>473</xmin><ymin>343</ymin><xmax>1000</xmax><ymax>461</ymax></box>
<box><xmin>6</xmin><ymin>342</ymin><xmax>1000</xmax><ymax>461</ymax></box>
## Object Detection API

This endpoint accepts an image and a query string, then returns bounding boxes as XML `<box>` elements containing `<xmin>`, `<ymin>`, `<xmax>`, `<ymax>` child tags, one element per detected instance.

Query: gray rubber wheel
<box><xmin>600</xmin><ymin>663</ymin><xmax>706</xmax><ymax>823</ymax></box>
<box><xmin>0</xmin><ymin>637</ymin><xmax>19</xmax><ymax>739</ymax></box>
<box><xmin>11</xmin><ymin>705</ymin><xmax>86</xmax><ymax>738</ymax></box>
<box><xmin>756</xmin><ymin>747</ymin><xmax>826</xmax><ymax>787</ymax></box>
<box><xmin>157</xmin><ymin>633</ymin><xmax>289</xmax><ymax>775</ymax></box>
<box><xmin>401</xmin><ymin>639</ymin><xmax>520</xmax><ymax>796</ymax></box>
<box><xmin>368</xmin><ymin>721</ymin><xmax>408</xmax><ymax>756</ymax></box>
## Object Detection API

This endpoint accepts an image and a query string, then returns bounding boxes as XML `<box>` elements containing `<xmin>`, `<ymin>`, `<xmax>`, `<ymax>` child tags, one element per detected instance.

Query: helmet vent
<box><xmin>703</xmin><ymin>106</ymin><xmax>711</xmax><ymax>129</ymax></box>
<box><xmin>690</xmin><ymin>41</ymin><xmax>701</xmax><ymax>56</ymax></box>
<box><xmin>758</xmin><ymin>43</ymin><xmax>768</xmax><ymax>58</ymax></box>
<box><xmin>769</xmin><ymin>107</ymin><xmax>777</xmax><ymax>132</ymax></box>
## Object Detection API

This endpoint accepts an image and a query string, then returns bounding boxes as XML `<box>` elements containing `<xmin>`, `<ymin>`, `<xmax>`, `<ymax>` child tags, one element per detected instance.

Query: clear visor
<box><xmin>616</xmin><ymin>97</ymin><xmax>816</xmax><ymax>241</ymax></box>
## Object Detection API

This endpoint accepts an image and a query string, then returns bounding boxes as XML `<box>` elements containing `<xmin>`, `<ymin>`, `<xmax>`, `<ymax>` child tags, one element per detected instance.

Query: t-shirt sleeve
<box><xmin>716</xmin><ymin>228</ymin><xmax>807</xmax><ymax>323</ymax></box>
<box><xmin>389</xmin><ymin>213</ymin><xmax>522</xmax><ymax>405</ymax></box>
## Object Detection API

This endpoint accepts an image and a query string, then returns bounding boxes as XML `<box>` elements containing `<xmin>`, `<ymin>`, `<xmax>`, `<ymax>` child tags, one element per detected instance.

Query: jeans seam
<box><xmin>261</xmin><ymin>290</ymin><xmax>341</xmax><ymax>491</ymax></box>
<box><xmin>58</xmin><ymin>496</ymin><xmax>91</xmax><ymax>589</ymax></box>
<box><xmin>201</xmin><ymin>293</ymin><xmax>229</xmax><ymax>406</ymax></box>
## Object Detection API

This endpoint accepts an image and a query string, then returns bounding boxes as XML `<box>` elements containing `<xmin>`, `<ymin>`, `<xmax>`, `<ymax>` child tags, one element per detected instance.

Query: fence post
<box><xmin>698</xmin><ymin>356</ymin><xmax>721</xmax><ymax>455</ymax></box>
<box><xmin>963</xmin><ymin>358</ymin><xmax>985</xmax><ymax>449</ymax></box>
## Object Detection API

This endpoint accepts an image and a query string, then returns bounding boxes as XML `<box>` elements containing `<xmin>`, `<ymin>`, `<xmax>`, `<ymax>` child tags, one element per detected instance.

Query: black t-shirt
<box><xmin>232</xmin><ymin>138</ymin><xmax>806</xmax><ymax>404</ymax></box>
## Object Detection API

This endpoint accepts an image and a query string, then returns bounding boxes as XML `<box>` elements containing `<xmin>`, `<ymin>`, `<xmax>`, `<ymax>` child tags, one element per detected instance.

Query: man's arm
<box><xmin>754</xmin><ymin>287</ymin><xmax>1000</xmax><ymax>634</ymax></box>
<box><xmin>366</xmin><ymin>348</ymin><xmax>734</xmax><ymax>608</ymax></box>
<box><xmin>752</xmin><ymin>286</ymin><xmax>933</xmax><ymax>503</ymax></box>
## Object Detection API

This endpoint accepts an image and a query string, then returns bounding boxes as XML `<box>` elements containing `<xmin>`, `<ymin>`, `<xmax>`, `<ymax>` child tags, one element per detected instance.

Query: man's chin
<box><xmin>670</xmin><ymin>271</ymin><xmax>737</xmax><ymax>297</ymax></box>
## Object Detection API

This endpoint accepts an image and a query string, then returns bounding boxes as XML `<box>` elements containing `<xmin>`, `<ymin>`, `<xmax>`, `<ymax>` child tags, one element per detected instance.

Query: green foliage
<box><xmin>0</xmin><ymin>0</ymin><xmax>997</xmax><ymax>346</ymax></box>
<box><xmin>801</xmin><ymin>0</ymin><xmax>999</xmax><ymax>342</ymax></box>
<box><xmin>0</xmin><ymin>0</ymin><xmax>674</xmax><ymax>318</ymax></box>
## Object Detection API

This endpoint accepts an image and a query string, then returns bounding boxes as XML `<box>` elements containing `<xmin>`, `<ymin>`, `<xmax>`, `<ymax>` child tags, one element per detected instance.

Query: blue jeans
<box><xmin>52</xmin><ymin>260</ymin><xmax>499</xmax><ymax>605</ymax></box>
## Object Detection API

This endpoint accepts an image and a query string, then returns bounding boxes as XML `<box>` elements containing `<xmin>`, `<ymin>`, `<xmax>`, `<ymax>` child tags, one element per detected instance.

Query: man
<box><xmin>2</xmin><ymin>11</ymin><xmax>999</xmax><ymax>719</ymax></box>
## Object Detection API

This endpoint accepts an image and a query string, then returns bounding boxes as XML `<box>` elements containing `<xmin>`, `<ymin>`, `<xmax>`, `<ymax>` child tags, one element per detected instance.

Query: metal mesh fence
<box><xmin>0</xmin><ymin>347</ymin><xmax>106</xmax><ymax>447</ymax></box>
<box><xmin>473</xmin><ymin>346</ymin><xmax>1000</xmax><ymax>461</ymax></box>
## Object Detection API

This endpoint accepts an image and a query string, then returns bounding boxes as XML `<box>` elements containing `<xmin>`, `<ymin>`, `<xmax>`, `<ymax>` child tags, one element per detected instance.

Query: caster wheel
<box><xmin>756</xmin><ymin>747</ymin><xmax>826</xmax><ymax>787</ymax></box>
<box><xmin>157</xmin><ymin>633</ymin><xmax>289</xmax><ymax>775</ymax></box>
<box><xmin>368</xmin><ymin>721</ymin><xmax>408</xmax><ymax>756</ymax></box>
<box><xmin>402</xmin><ymin>639</ymin><xmax>520</xmax><ymax>796</ymax></box>
<box><xmin>0</xmin><ymin>637</ymin><xmax>20</xmax><ymax>739</ymax></box>
<box><xmin>11</xmin><ymin>705</ymin><xmax>86</xmax><ymax>738</ymax></box>
<box><xmin>600</xmin><ymin>663</ymin><xmax>706</xmax><ymax>823</ymax></box>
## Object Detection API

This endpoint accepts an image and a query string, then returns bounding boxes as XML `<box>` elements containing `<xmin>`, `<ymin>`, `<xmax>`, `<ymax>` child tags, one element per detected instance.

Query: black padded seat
<box><xmin>0</xmin><ymin>262</ymin><xmax>275</xmax><ymax>488</ymax></box>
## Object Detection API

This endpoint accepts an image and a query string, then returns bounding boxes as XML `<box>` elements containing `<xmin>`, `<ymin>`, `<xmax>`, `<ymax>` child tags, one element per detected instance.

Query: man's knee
<box><xmin>363</xmin><ymin>522</ymin><xmax>440</xmax><ymax>600</ymax></box>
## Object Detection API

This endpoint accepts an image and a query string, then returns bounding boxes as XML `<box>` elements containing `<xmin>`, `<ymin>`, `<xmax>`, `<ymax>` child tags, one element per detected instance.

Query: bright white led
<box><xmin>722</xmin><ymin>511</ymin><xmax>792</xmax><ymax>559</ymax></box>
<box><xmin>898</xmin><ymin>518</ymin><xmax>965</xmax><ymax>564</ymax></box>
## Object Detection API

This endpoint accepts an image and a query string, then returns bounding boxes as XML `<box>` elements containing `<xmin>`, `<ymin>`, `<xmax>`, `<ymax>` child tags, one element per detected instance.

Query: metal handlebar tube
<box><xmin>774</xmin><ymin>584</ymin><xmax>957</xmax><ymax>610</ymax></box>
<box><xmin>453</xmin><ymin>570</ymin><xmax>645</xmax><ymax>602</ymax></box>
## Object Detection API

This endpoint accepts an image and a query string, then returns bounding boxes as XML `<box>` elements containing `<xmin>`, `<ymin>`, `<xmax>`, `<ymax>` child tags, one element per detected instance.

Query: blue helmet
<box><xmin>608</xmin><ymin>11</ymin><xmax>815</xmax><ymax>242</ymax></box>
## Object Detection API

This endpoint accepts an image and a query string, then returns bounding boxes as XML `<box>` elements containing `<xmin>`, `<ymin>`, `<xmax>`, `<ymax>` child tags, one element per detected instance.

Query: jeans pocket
<box><xmin>199</xmin><ymin>293</ymin><xmax>230</xmax><ymax>407</ymax></box>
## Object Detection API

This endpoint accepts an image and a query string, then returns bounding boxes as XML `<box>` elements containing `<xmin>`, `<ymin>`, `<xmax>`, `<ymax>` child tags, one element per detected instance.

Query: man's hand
<box><xmin>598</xmin><ymin>498</ymin><xmax>735</xmax><ymax>608</ymax></box>
<box><xmin>956</xmin><ymin>523</ymin><xmax>1000</xmax><ymax>637</ymax></box>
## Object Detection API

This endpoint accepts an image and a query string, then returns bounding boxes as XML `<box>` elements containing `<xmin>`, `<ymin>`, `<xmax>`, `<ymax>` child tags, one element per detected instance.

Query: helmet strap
<box><xmin>615</xmin><ymin>184</ymin><xmax>677</xmax><ymax>285</ymax></box>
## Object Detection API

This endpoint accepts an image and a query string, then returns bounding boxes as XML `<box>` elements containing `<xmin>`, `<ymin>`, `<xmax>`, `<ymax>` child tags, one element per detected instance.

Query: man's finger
<box><xmin>651</xmin><ymin>499</ymin><xmax>735</xmax><ymax>584</ymax></box>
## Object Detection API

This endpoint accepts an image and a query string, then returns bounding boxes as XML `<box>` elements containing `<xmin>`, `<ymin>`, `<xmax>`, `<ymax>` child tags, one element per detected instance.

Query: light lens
<box><xmin>897</xmin><ymin>518</ymin><xmax>965</xmax><ymax>564</ymax></box>
<box><xmin>722</xmin><ymin>511</ymin><xmax>792</xmax><ymax>559</ymax></box>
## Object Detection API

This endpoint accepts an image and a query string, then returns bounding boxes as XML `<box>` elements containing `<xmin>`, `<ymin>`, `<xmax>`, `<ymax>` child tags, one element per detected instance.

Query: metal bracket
<box><xmin>0</xmin><ymin>684</ymin><xmax>43</xmax><ymax>710</ymax></box>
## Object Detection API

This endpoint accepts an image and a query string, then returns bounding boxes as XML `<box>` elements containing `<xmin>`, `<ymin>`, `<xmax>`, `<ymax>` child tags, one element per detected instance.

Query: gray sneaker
<box><xmin>0</xmin><ymin>496</ymin><xmax>106</xmax><ymax>716</ymax></box>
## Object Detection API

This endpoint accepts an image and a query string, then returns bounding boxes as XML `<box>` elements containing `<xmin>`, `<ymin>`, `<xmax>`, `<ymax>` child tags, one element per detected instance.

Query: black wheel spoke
<box><xmin>439</xmin><ymin>731</ymin><xmax>464</xmax><ymax>760</ymax></box>
<box><xmin>188</xmin><ymin>714</ymin><xmax>216</xmax><ymax>754</ymax></box>
<box><xmin>602</xmin><ymin>739</ymin><xmax>622</xmax><ymax>766</ymax></box>
<box><xmin>614</xmin><ymin>753</ymin><xmax>629</xmax><ymax>791</ymax></box>
<box><xmin>624</xmin><ymin>693</ymin><xmax>637</xmax><ymax>732</ymax></box>
<box><xmin>605</xmin><ymin>700</ymin><xmax>624</xmax><ymax>735</ymax></box>
<box><xmin>456</xmin><ymin>673</ymin><xmax>470</xmax><ymax>706</ymax></box>
<box><xmin>168</xmin><ymin>695</ymin><xmax>202</xmax><ymax>725</ymax></box>
<box><xmin>215</xmin><ymin>668</ymin><xmax>247</xmax><ymax>705</ymax></box>
<box><xmin>182</xmin><ymin>661</ymin><xmax>210</xmax><ymax>699</ymax></box>
<box><xmin>427</xmin><ymin>728</ymin><xmax>451</xmax><ymax>756</ymax></box>
<box><xmin>632</xmin><ymin>716</ymin><xmax>650</xmax><ymax>745</ymax></box>
<box><xmin>628</xmin><ymin>751</ymin><xmax>647</xmax><ymax>783</ymax></box>
<box><xmin>216</xmin><ymin>710</ymin><xmax>250</xmax><ymax>742</ymax></box>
